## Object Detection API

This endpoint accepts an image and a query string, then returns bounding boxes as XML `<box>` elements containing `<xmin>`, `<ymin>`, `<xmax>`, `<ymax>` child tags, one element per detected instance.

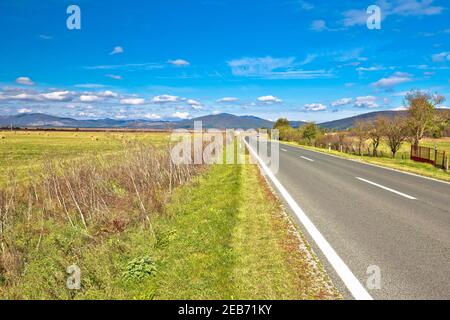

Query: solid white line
<box><xmin>300</xmin><ymin>156</ymin><xmax>314</xmax><ymax>162</ymax></box>
<box><xmin>244</xmin><ymin>139</ymin><xmax>373</xmax><ymax>301</ymax></box>
<box><xmin>356</xmin><ymin>177</ymin><xmax>417</xmax><ymax>200</ymax></box>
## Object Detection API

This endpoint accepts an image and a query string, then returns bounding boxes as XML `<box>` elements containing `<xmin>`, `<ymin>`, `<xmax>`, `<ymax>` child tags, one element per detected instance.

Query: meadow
<box><xmin>0</xmin><ymin>130</ymin><xmax>338</xmax><ymax>299</ymax></box>
<box><xmin>0</xmin><ymin>130</ymin><xmax>169</xmax><ymax>184</ymax></box>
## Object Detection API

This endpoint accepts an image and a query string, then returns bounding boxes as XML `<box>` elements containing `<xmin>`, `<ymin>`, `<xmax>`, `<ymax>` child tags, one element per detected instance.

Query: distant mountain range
<box><xmin>0</xmin><ymin>113</ymin><xmax>275</xmax><ymax>130</ymax></box>
<box><xmin>0</xmin><ymin>110</ymin><xmax>447</xmax><ymax>131</ymax></box>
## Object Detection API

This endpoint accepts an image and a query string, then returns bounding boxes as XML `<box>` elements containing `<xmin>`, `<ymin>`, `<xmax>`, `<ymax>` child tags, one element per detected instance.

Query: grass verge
<box><xmin>0</xmin><ymin>159</ymin><xmax>340</xmax><ymax>299</ymax></box>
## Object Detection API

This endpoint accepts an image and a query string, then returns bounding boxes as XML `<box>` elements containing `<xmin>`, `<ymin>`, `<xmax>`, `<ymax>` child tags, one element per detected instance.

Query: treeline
<box><xmin>274</xmin><ymin>90</ymin><xmax>450</xmax><ymax>158</ymax></box>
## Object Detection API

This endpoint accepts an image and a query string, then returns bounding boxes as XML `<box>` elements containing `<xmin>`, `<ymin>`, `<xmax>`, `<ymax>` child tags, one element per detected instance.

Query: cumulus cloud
<box><xmin>372</xmin><ymin>72</ymin><xmax>412</xmax><ymax>89</ymax></box>
<box><xmin>17</xmin><ymin>108</ymin><xmax>32</xmax><ymax>114</ymax></box>
<box><xmin>40</xmin><ymin>91</ymin><xmax>73</xmax><ymax>102</ymax></box>
<box><xmin>172</xmin><ymin>112</ymin><xmax>190</xmax><ymax>119</ymax></box>
<box><xmin>16</xmin><ymin>77</ymin><xmax>34</xmax><ymax>86</ymax></box>
<box><xmin>80</xmin><ymin>95</ymin><xmax>102</xmax><ymax>102</ymax></box>
<box><xmin>120</xmin><ymin>98</ymin><xmax>145</xmax><ymax>105</ymax></box>
<box><xmin>257</xmin><ymin>95</ymin><xmax>282</xmax><ymax>104</ymax></box>
<box><xmin>151</xmin><ymin>95</ymin><xmax>179</xmax><ymax>103</ymax></box>
<box><xmin>168</xmin><ymin>59</ymin><xmax>190</xmax><ymax>66</ymax></box>
<box><xmin>304</xmin><ymin>103</ymin><xmax>327</xmax><ymax>112</ymax></box>
<box><xmin>98</xmin><ymin>90</ymin><xmax>119</xmax><ymax>98</ymax></box>
<box><xmin>144</xmin><ymin>113</ymin><xmax>162</xmax><ymax>120</ymax></box>
<box><xmin>354</xmin><ymin>96</ymin><xmax>378</xmax><ymax>108</ymax></box>
<box><xmin>432</xmin><ymin>52</ymin><xmax>450</xmax><ymax>62</ymax></box>
<box><xmin>186</xmin><ymin>99</ymin><xmax>201</xmax><ymax>106</ymax></box>
<box><xmin>217</xmin><ymin>97</ymin><xmax>239</xmax><ymax>103</ymax></box>
<box><xmin>110</xmin><ymin>46</ymin><xmax>124</xmax><ymax>55</ymax></box>
<box><xmin>331</xmin><ymin>98</ymin><xmax>353</xmax><ymax>106</ymax></box>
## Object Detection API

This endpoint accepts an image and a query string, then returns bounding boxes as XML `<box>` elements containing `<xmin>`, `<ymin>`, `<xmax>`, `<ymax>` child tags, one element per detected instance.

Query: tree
<box><xmin>302</xmin><ymin>123</ymin><xmax>319</xmax><ymax>145</ymax></box>
<box><xmin>385</xmin><ymin>117</ymin><xmax>408</xmax><ymax>158</ymax></box>
<box><xmin>273</xmin><ymin>118</ymin><xmax>291</xmax><ymax>130</ymax></box>
<box><xmin>352</xmin><ymin>120</ymin><xmax>369</xmax><ymax>155</ymax></box>
<box><xmin>405</xmin><ymin>90</ymin><xmax>445</xmax><ymax>147</ymax></box>
<box><xmin>367</xmin><ymin>117</ymin><xmax>387</xmax><ymax>157</ymax></box>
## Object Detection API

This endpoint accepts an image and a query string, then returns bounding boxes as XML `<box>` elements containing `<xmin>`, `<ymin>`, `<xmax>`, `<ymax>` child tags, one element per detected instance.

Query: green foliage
<box><xmin>123</xmin><ymin>256</ymin><xmax>157</xmax><ymax>282</ymax></box>
<box><xmin>273</xmin><ymin>118</ymin><xmax>291</xmax><ymax>130</ymax></box>
<box><xmin>302</xmin><ymin>123</ymin><xmax>320</xmax><ymax>145</ymax></box>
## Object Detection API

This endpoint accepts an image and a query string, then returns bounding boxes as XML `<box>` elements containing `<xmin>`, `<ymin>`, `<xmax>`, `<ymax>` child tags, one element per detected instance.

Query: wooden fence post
<box><xmin>445</xmin><ymin>153</ymin><xmax>449</xmax><ymax>172</ymax></box>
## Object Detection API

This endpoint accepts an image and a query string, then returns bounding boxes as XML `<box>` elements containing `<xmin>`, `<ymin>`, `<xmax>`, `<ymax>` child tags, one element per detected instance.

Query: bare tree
<box><xmin>352</xmin><ymin>120</ymin><xmax>368</xmax><ymax>155</ymax></box>
<box><xmin>367</xmin><ymin>117</ymin><xmax>387</xmax><ymax>157</ymax></box>
<box><xmin>405</xmin><ymin>90</ymin><xmax>445</xmax><ymax>147</ymax></box>
<box><xmin>385</xmin><ymin>117</ymin><xmax>408</xmax><ymax>158</ymax></box>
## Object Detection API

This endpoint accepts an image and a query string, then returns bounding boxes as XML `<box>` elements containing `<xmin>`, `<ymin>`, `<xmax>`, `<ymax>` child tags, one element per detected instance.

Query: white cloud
<box><xmin>354</xmin><ymin>96</ymin><xmax>379</xmax><ymax>108</ymax></box>
<box><xmin>227</xmin><ymin>56</ymin><xmax>333</xmax><ymax>79</ymax></box>
<box><xmin>298</xmin><ymin>0</ymin><xmax>314</xmax><ymax>10</ymax></box>
<box><xmin>432</xmin><ymin>52</ymin><xmax>450</xmax><ymax>62</ymax></box>
<box><xmin>120</xmin><ymin>98</ymin><xmax>145</xmax><ymax>105</ymax></box>
<box><xmin>110</xmin><ymin>46</ymin><xmax>124</xmax><ymax>55</ymax></box>
<box><xmin>390</xmin><ymin>0</ymin><xmax>443</xmax><ymax>16</ymax></box>
<box><xmin>168</xmin><ymin>59</ymin><xmax>190</xmax><ymax>66</ymax></box>
<box><xmin>372</xmin><ymin>72</ymin><xmax>412</xmax><ymax>88</ymax></box>
<box><xmin>40</xmin><ymin>91</ymin><xmax>73</xmax><ymax>101</ymax></box>
<box><xmin>391</xmin><ymin>106</ymin><xmax>408</xmax><ymax>111</ymax></box>
<box><xmin>217</xmin><ymin>97</ymin><xmax>239</xmax><ymax>103</ymax></box>
<box><xmin>98</xmin><ymin>90</ymin><xmax>119</xmax><ymax>98</ymax></box>
<box><xmin>172</xmin><ymin>112</ymin><xmax>190</xmax><ymax>119</ymax></box>
<box><xmin>16</xmin><ymin>77</ymin><xmax>34</xmax><ymax>86</ymax></box>
<box><xmin>80</xmin><ymin>95</ymin><xmax>102</xmax><ymax>102</ymax></box>
<box><xmin>186</xmin><ymin>99</ymin><xmax>201</xmax><ymax>106</ymax></box>
<box><xmin>257</xmin><ymin>95</ymin><xmax>282</xmax><ymax>104</ymax></box>
<box><xmin>357</xmin><ymin>66</ymin><xmax>385</xmax><ymax>73</ymax></box>
<box><xmin>331</xmin><ymin>98</ymin><xmax>353</xmax><ymax>106</ymax></box>
<box><xmin>310</xmin><ymin>20</ymin><xmax>328</xmax><ymax>32</ymax></box>
<box><xmin>342</xmin><ymin>0</ymin><xmax>443</xmax><ymax>28</ymax></box>
<box><xmin>229</xmin><ymin>56</ymin><xmax>294</xmax><ymax>76</ymax></box>
<box><xmin>105</xmin><ymin>74</ymin><xmax>123</xmax><ymax>80</ymax></box>
<box><xmin>144</xmin><ymin>113</ymin><xmax>162</xmax><ymax>120</ymax></box>
<box><xmin>342</xmin><ymin>9</ymin><xmax>370</xmax><ymax>27</ymax></box>
<box><xmin>151</xmin><ymin>95</ymin><xmax>179</xmax><ymax>103</ymax></box>
<box><xmin>7</xmin><ymin>93</ymin><xmax>41</xmax><ymax>101</ymax></box>
<box><xmin>17</xmin><ymin>108</ymin><xmax>32</xmax><ymax>114</ymax></box>
<box><xmin>304</xmin><ymin>103</ymin><xmax>327</xmax><ymax>112</ymax></box>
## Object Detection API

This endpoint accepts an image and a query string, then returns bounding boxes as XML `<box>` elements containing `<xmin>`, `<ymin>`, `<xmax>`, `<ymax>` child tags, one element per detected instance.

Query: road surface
<box><xmin>250</xmin><ymin>138</ymin><xmax>450</xmax><ymax>300</ymax></box>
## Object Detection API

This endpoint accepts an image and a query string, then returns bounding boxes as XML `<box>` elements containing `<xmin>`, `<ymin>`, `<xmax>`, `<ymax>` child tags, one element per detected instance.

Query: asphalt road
<box><xmin>251</xmin><ymin>139</ymin><xmax>450</xmax><ymax>300</ymax></box>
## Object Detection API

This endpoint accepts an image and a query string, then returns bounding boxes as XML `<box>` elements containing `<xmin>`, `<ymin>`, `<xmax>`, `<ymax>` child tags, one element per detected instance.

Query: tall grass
<box><xmin>0</xmin><ymin>141</ymin><xmax>204</xmax><ymax>289</ymax></box>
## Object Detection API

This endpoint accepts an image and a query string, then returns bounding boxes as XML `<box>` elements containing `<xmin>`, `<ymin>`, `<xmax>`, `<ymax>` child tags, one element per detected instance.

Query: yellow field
<box><xmin>0</xmin><ymin>130</ymin><xmax>170</xmax><ymax>183</ymax></box>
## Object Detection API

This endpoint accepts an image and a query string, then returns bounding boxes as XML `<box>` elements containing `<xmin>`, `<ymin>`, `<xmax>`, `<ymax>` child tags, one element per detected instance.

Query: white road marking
<box><xmin>279</xmin><ymin>141</ymin><xmax>450</xmax><ymax>186</ymax></box>
<box><xmin>281</xmin><ymin>148</ymin><xmax>288</xmax><ymax>152</ymax></box>
<box><xmin>244</xmin><ymin>138</ymin><xmax>373</xmax><ymax>301</ymax></box>
<box><xmin>356</xmin><ymin>177</ymin><xmax>417</xmax><ymax>200</ymax></box>
<box><xmin>300</xmin><ymin>156</ymin><xmax>314</xmax><ymax>162</ymax></box>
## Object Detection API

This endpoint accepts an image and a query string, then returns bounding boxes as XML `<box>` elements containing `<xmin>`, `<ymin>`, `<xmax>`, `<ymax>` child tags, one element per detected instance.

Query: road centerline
<box><xmin>356</xmin><ymin>177</ymin><xmax>417</xmax><ymax>200</ymax></box>
<box><xmin>300</xmin><ymin>155</ymin><xmax>314</xmax><ymax>162</ymax></box>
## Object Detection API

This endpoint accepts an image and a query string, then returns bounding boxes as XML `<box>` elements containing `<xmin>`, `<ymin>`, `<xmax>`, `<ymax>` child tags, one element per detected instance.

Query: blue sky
<box><xmin>0</xmin><ymin>0</ymin><xmax>449</xmax><ymax>122</ymax></box>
